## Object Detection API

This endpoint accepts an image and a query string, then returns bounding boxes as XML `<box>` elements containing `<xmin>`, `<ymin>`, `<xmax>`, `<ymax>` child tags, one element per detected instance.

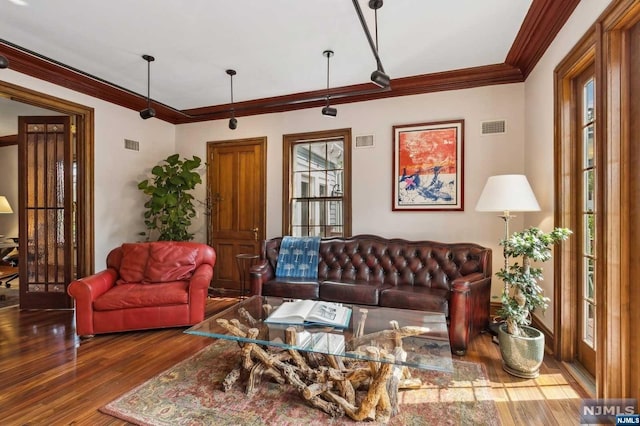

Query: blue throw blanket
<box><xmin>275</xmin><ymin>236</ymin><xmax>321</xmax><ymax>279</ymax></box>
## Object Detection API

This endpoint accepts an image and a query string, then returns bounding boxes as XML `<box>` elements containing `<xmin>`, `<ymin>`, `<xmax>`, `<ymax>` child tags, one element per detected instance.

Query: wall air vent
<box><xmin>355</xmin><ymin>135</ymin><xmax>374</xmax><ymax>148</ymax></box>
<box><xmin>124</xmin><ymin>139</ymin><xmax>140</xmax><ymax>151</ymax></box>
<box><xmin>481</xmin><ymin>120</ymin><xmax>506</xmax><ymax>135</ymax></box>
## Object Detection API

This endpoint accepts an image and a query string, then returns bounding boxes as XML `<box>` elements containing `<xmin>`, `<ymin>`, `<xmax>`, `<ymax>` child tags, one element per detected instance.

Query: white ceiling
<box><xmin>0</xmin><ymin>0</ymin><xmax>532</xmax><ymax>111</ymax></box>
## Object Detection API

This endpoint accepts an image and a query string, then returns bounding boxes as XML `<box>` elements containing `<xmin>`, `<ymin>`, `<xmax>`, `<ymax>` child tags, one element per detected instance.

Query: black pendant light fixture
<box><xmin>226</xmin><ymin>69</ymin><xmax>238</xmax><ymax>130</ymax></box>
<box><xmin>0</xmin><ymin>55</ymin><xmax>9</xmax><ymax>69</ymax></box>
<box><xmin>321</xmin><ymin>50</ymin><xmax>337</xmax><ymax>117</ymax></box>
<box><xmin>139</xmin><ymin>54</ymin><xmax>156</xmax><ymax>119</ymax></box>
<box><xmin>352</xmin><ymin>0</ymin><xmax>390</xmax><ymax>89</ymax></box>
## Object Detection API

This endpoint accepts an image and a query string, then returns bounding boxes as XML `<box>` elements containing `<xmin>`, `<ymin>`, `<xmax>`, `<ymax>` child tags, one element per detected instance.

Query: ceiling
<box><xmin>0</xmin><ymin>0</ymin><xmax>580</xmax><ymax>124</ymax></box>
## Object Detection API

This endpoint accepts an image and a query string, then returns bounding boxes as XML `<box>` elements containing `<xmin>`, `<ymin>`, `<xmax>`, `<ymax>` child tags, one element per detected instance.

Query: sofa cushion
<box><xmin>275</xmin><ymin>236</ymin><xmax>321</xmax><ymax>279</ymax></box>
<box><xmin>118</xmin><ymin>243</ymin><xmax>150</xmax><ymax>283</ymax></box>
<box><xmin>379</xmin><ymin>285</ymin><xmax>449</xmax><ymax>315</ymax></box>
<box><xmin>93</xmin><ymin>281</ymin><xmax>190</xmax><ymax>311</ymax></box>
<box><xmin>144</xmin><ymin>243</ymin><xmax>198</xmax><ymax>283</ymax></box>
<box><xmin>262</xmin><ymin>278</ymin><xmax>319</xmax><ymax>299</ymax></box>
<box><xmin>319</xmin><ymin>280</ymin><xmax>386</xmax><ymax>306</ymax></box>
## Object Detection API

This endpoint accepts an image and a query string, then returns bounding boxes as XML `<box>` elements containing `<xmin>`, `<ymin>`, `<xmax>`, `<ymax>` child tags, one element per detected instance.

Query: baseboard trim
<box><xmin>489</xmin><ymin>301</ymin><xmax>501</xmax><ymax>319</ymax></box>
<box><xmin>562</xmin><ymin>360</ymin><xmax>596</xmax><ymax>398</ymax></box>
<box><xmin>531</xmin><ymin>315</ymin><xmax>555</xmax><ymax>356</ymax></box>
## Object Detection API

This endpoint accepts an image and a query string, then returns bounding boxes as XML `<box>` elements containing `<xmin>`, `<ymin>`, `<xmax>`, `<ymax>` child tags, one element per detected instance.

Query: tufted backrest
<box><xmin>262</xmin><ymin>235</ymin><xmax>491</xmax><ymax>290</ymax></box>
<box><xmin>106</xmin><ymin>241</ymin><xmax>216</xmax><ymax>284</ymax></box>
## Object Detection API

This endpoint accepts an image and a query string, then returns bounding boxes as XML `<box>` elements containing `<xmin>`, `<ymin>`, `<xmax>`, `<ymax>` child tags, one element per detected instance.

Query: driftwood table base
<box><xmin>216</xmin><ymin>313</ymin><xmax>425</xmax><ymax>423</ymax></box>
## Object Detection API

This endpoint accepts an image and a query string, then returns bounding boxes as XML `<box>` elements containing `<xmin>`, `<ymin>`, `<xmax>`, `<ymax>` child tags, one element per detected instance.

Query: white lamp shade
<box><xmin>0</xmin><ymin>196</ymin><xmax>13</xmax><ymax>214</ymax></box>
<box><xmin>475</xmin><ymin>174</ymin><xmax>541</xmax><ymax>212</ymax></box>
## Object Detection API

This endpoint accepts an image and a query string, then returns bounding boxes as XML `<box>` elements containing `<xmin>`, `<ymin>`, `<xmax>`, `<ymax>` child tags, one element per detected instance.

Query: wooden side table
<box><xmin>235</xmin><ymin>254</ymin><xmax>259</xmax><ymax>300</ymax></box>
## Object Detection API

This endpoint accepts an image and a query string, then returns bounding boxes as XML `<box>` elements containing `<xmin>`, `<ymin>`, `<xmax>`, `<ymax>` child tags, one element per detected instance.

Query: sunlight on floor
<box><xmin>489</xmin><ymin>373</ymin><xmax>581</xmax><ymax>402</ymax></box>
<box><xmin>398</xmin><ymin>377</ymin><xmax>494</xmax><ymax>404</ymax></box>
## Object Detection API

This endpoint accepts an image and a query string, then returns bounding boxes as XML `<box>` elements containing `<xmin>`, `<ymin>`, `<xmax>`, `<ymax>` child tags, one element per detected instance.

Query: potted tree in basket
<box><xmin>138</xmin><ymin>154</ymin><xmax>202</xmax><ymax>241</ymax></box>
<box><xmin>496</xmin><ymin>226</ymin><xmax>571</xmax><ymax>378</ymax></box>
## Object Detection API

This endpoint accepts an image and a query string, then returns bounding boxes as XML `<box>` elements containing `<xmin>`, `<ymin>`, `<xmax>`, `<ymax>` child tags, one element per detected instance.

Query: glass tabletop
<box><xmin>186</xmin><ymin>296</ymin><xmax>453</xmax><ymax>372</ymax></box>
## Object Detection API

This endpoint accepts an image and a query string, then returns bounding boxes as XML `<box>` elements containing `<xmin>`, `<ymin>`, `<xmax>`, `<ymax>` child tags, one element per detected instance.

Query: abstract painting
<box><xmin>392</xmin><ymin>120</ymin><xmax>464</xmax><ymax>211</ymax></box>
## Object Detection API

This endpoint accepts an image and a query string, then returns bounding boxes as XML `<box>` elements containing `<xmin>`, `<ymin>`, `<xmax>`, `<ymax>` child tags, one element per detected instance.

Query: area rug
<box><xmin>101</xmin><ymin>339</ymin><xmax>500</xmax><ymax>426</ymax></box>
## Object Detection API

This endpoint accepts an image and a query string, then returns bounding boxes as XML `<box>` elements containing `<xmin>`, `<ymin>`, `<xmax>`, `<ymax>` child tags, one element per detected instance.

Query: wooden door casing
<box><xmin>0</xmin><ymin>80</ymin><xmax>95</xmax><ymax>299</ymax></box>
<box><xmin>207</xmin><ymin>137</ymin><xmax>266</xmax><ymax>294</ymax></box>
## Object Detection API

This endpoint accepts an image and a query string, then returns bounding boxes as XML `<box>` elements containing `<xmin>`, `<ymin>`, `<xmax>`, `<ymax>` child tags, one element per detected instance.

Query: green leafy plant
<box><xmin>137</xmin><ymin>154</ymin><xmax>202</xmax><ymax>241</ymax></box>
<box><xmin>497</xmin><ymin>226</ymin><xmax>572</xmax><ymax>337</ymax></box>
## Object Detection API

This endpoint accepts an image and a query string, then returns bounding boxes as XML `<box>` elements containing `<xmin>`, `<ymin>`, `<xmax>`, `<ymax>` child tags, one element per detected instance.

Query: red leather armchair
<box><xmin>68</xmin><ymin>241</ymin><xmax>216</xmax><ymax>337</ymax></box>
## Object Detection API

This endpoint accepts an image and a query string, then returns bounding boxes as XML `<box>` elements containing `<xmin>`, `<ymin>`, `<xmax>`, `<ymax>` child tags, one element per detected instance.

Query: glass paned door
<box><xmin>18</xmin><ymin>116</ymin><xmax>74</xmax><ymax>309</ymax></box>
<box><xmin>577</xmin><ymin>70</ymin><xmax>596</xmax><ymax>376</ymax></box>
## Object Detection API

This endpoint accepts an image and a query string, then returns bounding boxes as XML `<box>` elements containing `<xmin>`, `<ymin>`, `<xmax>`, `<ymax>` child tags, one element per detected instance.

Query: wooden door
<box><xmin>18</xmin><ymin>116</ymin><xmax>75</xmax><ymax>309</ymax></box>
<box><xmin>207</xmin><ymin>137</ymin><xmax>266</xmax><ymax>295</ymax></box>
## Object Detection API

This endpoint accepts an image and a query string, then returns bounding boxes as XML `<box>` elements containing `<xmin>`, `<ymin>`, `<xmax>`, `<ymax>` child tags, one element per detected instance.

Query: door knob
<box><xmin>251</xmin><ymin>227</ymin><xmax>259</xmax><ymax>241</ymax></box>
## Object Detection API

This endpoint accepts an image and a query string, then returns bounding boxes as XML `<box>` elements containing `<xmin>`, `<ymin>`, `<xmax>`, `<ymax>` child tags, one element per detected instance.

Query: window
<box><xmin>579</xmin><ymin>72</ymin><xmax>596</xmax><ymax>351</ymax></box>
<box><xmin>283</xmin><ymin>128</ymin><xmax>351</xmax><ymax>237</ymax></box>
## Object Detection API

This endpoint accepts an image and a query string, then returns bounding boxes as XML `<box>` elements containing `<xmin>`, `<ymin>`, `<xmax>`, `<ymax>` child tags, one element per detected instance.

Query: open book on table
<box><xmin>264</xmin><ymin>300</ymin><xmax>352</xmax><ymax>328</ymax></box>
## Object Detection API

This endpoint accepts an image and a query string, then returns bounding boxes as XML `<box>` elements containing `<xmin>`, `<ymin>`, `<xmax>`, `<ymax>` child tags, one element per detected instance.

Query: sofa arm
<box><xmin>451</xmin><ymin>272</ymin><xmax>486</xmax><ymax>293</ymax></box>
<box><xmin>67</xmin><ymin>268</ymin><xmax>118</xmax><ymax>336</ymax></box>
<box><xmin>187</xmin><ymin>263</ymin><xmax>214</xmax><ymax>323</ymax></box>
<box><xmin>449</xmin><ymin>274</ymin><xmax>492</xmax><ymax>356</ymax></box>
<box><xmin>249</xmin><ymin>260</ymin><xmax>274</xmax><ymax>296</ymax></box>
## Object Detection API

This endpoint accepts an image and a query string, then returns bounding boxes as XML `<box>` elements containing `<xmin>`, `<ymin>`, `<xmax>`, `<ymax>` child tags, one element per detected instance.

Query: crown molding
<box><xmin>0</xmin><ymin>134</ymin><xmax>18</xmax><ymax>147</ymax></box>
<box><xmin>506</xmin><ymin>0</ymin><xmax>581</xmax><ymax>78</ymax></box>
<box><xmin>0</xmin><ymin>42</ymin><xmax>186</xmax><ymax>124</ymax></box>
<box><xmin>178</xmin><ymin>63</ymin><xmax>523</xmax><ymax>123</ymax></box>
<box><xmin>0</xmin><ymin>0</ymin><xmax>575</xmax><ymax>124</ymax></box>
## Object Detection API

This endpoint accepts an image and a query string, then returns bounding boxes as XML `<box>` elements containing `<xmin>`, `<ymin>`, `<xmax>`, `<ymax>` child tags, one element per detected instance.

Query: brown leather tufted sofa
<box><xmin>250</xmin><ymin>234</ymin><xmax>492</xmax><ymax>355</ymax></box>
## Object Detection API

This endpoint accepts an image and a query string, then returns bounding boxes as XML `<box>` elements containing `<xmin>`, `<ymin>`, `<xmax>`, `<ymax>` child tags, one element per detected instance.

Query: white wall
<box><xmin>0</xmin><ymin>70</ymin><xmax>176</xmax><ymax>265</ymax></box>
<box><xmin>0</xmin><ymin>145</ymin><xmax>18</xmax><ymax>239</ymax></box>
<box><xmin>524</xmin><ymin>0</ymin><xmax>612</xmax><ymax>331</ymax></box>
<box><xmin>176</xmin><ymin>83</ymin><xmax>526</xmax><ymax>300</ymax></box>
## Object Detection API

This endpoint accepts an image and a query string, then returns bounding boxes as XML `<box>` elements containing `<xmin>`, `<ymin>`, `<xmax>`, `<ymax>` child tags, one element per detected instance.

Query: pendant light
<box><xmin>369</xmin><ymin>0</ymin><xmax>390</xmax><ymax>88</ymax></box>
<box><xmin>321</xmin><ymin>50</ymin><xmax>337</xmax><ymax>117</ymax></box>
<box><xmin>226</xmin><ymin>69</ymin><xmax>238</xmax><ymax>130</ymax></box>
<box><xmin>352</xmin><ymin>0</ymin><xmax>390</xmax><ymax>89</ymax></box>
<box><xmin>139</xmin><ymin>54</ymin><xmax>156</xmax><ymax>119</ymax></box>
<box><xmin>0</xmin><ymin>55</ymin><xmax>9</xmax><ymax>69</ymax></box>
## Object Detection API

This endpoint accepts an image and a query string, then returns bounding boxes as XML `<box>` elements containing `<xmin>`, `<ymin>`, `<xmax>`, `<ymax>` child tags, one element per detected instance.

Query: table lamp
<box><xmin>0</xmin><ymin>196</ymin><xmax>12</xmax><ymax>214</ymax></box>
<box><xmin>0</xmin><ymin>195</ymin><xmax>13</xmax><ymax>239</ymax></box>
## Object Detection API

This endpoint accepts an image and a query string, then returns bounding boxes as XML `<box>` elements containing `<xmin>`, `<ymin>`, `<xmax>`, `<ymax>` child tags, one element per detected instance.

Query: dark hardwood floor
<box><xmin>0</xmin><ymin>298</ymin><xmax>589</xmax><ymax>425</ymax></box>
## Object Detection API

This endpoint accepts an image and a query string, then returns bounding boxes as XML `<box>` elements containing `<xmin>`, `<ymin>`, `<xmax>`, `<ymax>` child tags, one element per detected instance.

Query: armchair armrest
<box><xmin>67</xmin><ymin>268</ymin><xmax>118</xmax><ymax>336</ymax></box>
<box><xmin>187</xmin><ymin>263</ymin><xmax>214</xmax><ymax>324</ymax></box>
<box><xmin>68</xmin><ymin>268</ymin><xmax>118</xmax><ymax>301</ymax></box>
<box><xmin>249</xmin><ymin>259</ymin><xmax>274</xmax><ymax>296</ymax></box>
<box><xmin>189</xmin><ymin>264</ymin><xmax>214</xmax><ymax>292</ymax></box>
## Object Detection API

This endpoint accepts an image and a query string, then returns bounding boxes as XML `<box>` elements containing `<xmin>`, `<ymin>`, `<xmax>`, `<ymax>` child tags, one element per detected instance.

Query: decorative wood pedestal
<box><xmin>216</xmin><ymin>306</ymin><xmax>427</xmax><ymax>423</ymax></box>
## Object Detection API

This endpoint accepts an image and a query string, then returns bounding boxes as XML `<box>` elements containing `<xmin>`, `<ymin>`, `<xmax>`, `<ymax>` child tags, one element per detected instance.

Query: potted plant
<box><xmin>496</xmin><ymin>226</ymin><xmax>571</xmax><ymax>378</ymax></box>
<box><xmin>138</xmin><ymin>154</ymin><xmax>202</xmax><ymax>241</ymax></box>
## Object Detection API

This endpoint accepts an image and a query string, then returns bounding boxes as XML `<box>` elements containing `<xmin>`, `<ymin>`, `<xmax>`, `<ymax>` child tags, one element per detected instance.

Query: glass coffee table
<box><xmin>186</xmin><ymin>295</ymin><xmax>453</xmax><ymax>422</ymax></box>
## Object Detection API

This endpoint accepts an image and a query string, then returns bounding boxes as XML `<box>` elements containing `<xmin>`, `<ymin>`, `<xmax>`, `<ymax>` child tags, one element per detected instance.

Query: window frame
<box><xmin>282</xmin><ymin>128</ymin><xmax>352</xmax><ymax>237</ymax></box>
